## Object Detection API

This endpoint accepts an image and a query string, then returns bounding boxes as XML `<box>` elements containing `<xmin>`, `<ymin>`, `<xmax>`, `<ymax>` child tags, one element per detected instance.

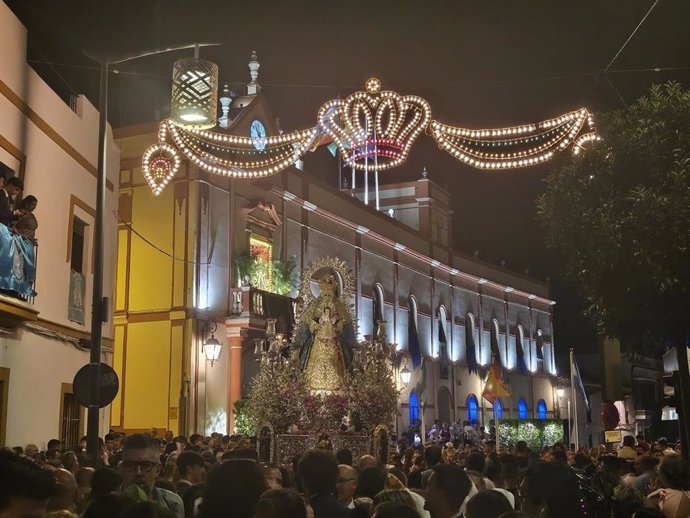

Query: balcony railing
<box><xmin>230</xmin><ymin>286</ymin><xmax>295</xmax><ymax>334</ymax></box>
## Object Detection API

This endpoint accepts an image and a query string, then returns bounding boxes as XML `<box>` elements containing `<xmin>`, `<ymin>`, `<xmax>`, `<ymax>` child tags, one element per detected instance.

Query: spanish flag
<box><xmin>482</xmin><ymin>356</ymin><xmax>511</xmax><ymax>404</ymax></box>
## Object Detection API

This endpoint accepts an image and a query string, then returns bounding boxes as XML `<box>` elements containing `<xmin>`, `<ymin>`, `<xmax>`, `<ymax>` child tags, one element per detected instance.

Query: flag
<box><xmin>572</xmin><ymin>354</ymin><xmax>590</xmax><ymax>411</ymax></box>
<box><xmin>482</xmin><ymin>356</ymin><xmax>511</xmax><ymax>404</ymax></box>
<box><xmin>466</xmin><ymin>328</ymin><xmax>478</xmax><ymax>375</ymax></box>
<box><xmin>516</xmin><ymin>340</ymin><xmax>528</xmax><ymax>374</ymax></box>
<box><xmin>326</xmin><ymin>142</ymin><xmax>338</xmax><ymax>157</ymax></box>
<box><xmin>408</xmin><ymin>312</ymin><xmax>422</xmax><ymax>369</ymax></box>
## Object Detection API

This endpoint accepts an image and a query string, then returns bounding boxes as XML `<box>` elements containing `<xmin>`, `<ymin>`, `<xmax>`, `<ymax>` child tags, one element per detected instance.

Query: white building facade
<box><xmin>0</xmin><ymin>1</ymin><xmax>119</xmax><ymax>450</ymax></box>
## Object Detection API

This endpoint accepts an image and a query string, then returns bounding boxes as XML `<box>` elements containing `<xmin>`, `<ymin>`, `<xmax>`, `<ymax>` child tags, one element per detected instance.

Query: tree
<box><xmin>537</xmin><ymin>82</ymin><xmax>690</xmax><ymax>456</ymax></box>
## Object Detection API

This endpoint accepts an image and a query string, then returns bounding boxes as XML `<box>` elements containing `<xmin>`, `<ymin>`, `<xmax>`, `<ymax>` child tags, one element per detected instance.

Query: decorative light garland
<box><xmin>142</xmin><ymin>78</ymin><xmax>597</xmax><ymax>195</ymax></box>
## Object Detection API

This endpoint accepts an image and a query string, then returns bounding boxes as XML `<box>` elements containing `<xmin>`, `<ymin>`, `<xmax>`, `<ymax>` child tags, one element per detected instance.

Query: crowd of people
<box><xmin>1</xmin><ymin>428</ymin><xmax>688</xmax><ymax>518</ymax></box>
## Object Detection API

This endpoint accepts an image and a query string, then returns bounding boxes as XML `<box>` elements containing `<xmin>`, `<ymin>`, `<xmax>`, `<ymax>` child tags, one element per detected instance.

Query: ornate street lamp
<box><xmin>171</xmin><ymin>46</ymin><xmax>219</xmax><ymax>129</ymax></box>
<box><xmin>202</xmin><ymin>320</ymin><xmax>222</xmax><ymax>367</ymax></box>
<box><xmin>556</xmin><ymin>387</ymin><xmax>565</xmax><ymax>398</ymax></box>
<box><xmin>400</xmin><ymin>358</ymin><xmax>411</xmax><ymax>387</ymax></box>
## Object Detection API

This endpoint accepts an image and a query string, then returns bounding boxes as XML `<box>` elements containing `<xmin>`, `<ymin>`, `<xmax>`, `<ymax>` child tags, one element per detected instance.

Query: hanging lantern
<box><xmin>171</xmin><ymin>57</ymin><xmax>219</xmax><ymax>129</ymax></box>
<box><xmin>400</xmin><ymin>358</ymin><xmax>411</xmax><ymax>387</ymax></box>
<box><xmin>203</xmin><ymin>334</ymin><xmax>221</xmax><ymax>366</ymax></box>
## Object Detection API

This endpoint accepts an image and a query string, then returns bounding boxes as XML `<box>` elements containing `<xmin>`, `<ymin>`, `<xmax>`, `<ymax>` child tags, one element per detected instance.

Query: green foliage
<box><xmin>246</xmin><ymin>360</ymin><xmax>310</xmax><ymax>433</ymax></box>
<box><xmin>233</xmin><ymin>399</ymin><xmax>256</xmax><ymax>436</ymax></box>
<box><xmin>537</xmin><ymin>82</ymin><xmax>690</xmax><ymax>348</ymax></box>
<box><xmin>271</xmin><ymin>256</ymin><xmax>297</xmax><ymax>296</ymax></box>
<box><xmin>233</xmin><ymin>249</ymin><xmax>297</xmax><ymax>296</ymax></box>
<box><xmin>498</xmin><ymin>419</ymin><xmax>564</xmax><ymax>450</ymax></box>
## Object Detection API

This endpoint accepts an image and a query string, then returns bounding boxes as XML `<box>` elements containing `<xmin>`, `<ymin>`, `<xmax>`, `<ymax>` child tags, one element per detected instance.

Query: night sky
<box><xmin>7</xmin><ymin>0</ymin><xmax>690</xmax><ymax>356</ymax></box>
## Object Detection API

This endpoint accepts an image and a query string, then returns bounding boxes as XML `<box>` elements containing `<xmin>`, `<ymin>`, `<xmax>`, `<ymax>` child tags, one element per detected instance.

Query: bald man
<box><xmin>47</xmin><ymin>468</ymin><xmax>79</xmax><ymax>514</ymax></box>
<box><xmin>337</xmin><ymin>465</ymin><xmax>358</xmax><ymax>509</ymax></box>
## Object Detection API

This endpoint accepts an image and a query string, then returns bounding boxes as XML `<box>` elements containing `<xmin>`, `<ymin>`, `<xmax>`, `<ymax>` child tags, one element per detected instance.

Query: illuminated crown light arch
<box><xmin>142</xmin><ymin>77</ymin><xmax>597</xmax><ymax>195</ymax></box>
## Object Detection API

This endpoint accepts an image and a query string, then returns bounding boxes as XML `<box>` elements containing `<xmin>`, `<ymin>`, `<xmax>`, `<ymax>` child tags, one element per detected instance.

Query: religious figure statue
<box><xmin>295</xmin><ymin>272</ymin><xmax>356</xmax><ymax>393</ymax></box>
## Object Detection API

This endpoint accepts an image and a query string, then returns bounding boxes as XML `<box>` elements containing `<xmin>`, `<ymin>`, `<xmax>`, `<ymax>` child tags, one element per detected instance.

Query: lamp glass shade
<box><xmin>203</xmin><ymin>336</ymin><xmax>222</xmax><ymax>365</ymax></box>
<box><xmin>171</xmin><ymin>58</ymin><xmax>219</xmax><ymax>129</ymax></box>
<box><xmin>400</xmin><ymin>365</ymin><xmax>411</xmax><ymax>386</ymax></box>
<box><xmin>556</xmin><ymin>388</ymin><xmax>565</xmax><ymax>398</ymax></box>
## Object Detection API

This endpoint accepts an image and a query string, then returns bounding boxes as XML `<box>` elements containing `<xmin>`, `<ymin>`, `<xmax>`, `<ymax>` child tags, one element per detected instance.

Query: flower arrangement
<box><xmin>497</xmin><ymin>419</ymin><xmax>565</xmax><ymax>450</ymax></box>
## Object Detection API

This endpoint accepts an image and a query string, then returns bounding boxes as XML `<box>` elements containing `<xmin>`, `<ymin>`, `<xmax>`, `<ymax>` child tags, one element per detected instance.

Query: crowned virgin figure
<box><xmin>295</xmin><ymin>272</ymin><xmax>356</xmax><ymax>393</ymax></box>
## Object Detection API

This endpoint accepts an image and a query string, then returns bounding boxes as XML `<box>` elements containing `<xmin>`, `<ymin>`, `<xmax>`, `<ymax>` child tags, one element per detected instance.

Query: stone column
<box><xmin>227</xmin><ymin>335</ymin><xmax>243</xmax><ymax>434</ymax></box>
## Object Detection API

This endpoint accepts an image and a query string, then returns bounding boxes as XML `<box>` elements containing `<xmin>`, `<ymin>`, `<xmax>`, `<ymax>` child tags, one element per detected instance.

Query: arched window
<box><xmin>518</xmin><ymin>399</ymin><xmax>528</xmax><ymax>419</ymax></box>
<box><xmin>493</xmin><ymin>398</ymin><xmax>503</xmax><ymax>420</ymax></box>
<box><xmin>537</xmin><ymin>399</ymin><xmax>547</xmax><ymax>420</ymax></box>
<box><xmin>373</xmin><ymin>283</ymin><xmax>384</xmax><ymax>337</ymax></box>
<box><xmin>465</xmin><ymin>313</ymin><xmax>478</xmax><ymax>373</ymax></box>
<box><xmin>467</xmin><ymin>394</ymin><xmax>479</xmax><ymax>422</ymax></box>
<box><xmin>409</xmin><ymin>391</ymin><xmax>420</xmax><ymax>424</ymax></box>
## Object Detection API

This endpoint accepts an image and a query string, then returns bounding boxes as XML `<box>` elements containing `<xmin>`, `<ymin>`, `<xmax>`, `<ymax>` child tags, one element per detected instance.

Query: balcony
<box><xmin>0</xmin><ymin>225</ymin><xmax>39</xmax><ymax>327</ymax></box>
<box><xmin>229</xmin><ymin>286</ymin><xmax>295</xmax><ymax>335</ymax></box>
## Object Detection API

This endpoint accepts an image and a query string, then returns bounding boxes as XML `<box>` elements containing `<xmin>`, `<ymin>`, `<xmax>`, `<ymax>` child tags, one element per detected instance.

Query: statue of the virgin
<box><xmin>294</xmin><ymin>272</ymin><xmax>356</xmax><ymax>393</ymax></box>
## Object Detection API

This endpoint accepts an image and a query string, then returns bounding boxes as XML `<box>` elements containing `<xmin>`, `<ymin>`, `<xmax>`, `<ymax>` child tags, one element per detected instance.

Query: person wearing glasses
<box><xmin>119</xmin><ymin>433</ymin><xmax>184</xmax><ymax>518</ymax></box>
<box><xmin>337</xmin><ymin>464</ymin><xmax>358</xmax><ymax>509</ymax></box>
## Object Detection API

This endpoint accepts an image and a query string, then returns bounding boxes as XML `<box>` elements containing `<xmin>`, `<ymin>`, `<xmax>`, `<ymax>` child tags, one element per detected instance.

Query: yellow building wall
<box><xmin>111</xmin><ymin>158</ymin><xmax>196</xmax><ymax>434</ymax></box>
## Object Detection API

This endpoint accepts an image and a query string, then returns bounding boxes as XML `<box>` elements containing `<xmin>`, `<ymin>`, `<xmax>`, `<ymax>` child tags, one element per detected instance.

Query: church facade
<box><xmin>112</xmin><ymin>56</ymin><xmax>560</xmax><ymax>437</ymax></box>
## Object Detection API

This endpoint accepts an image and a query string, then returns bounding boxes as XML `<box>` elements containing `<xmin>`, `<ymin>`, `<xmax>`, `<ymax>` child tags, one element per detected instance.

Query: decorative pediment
<box><xmin>243</xmin><ymin>200</ymin><xmax>283</xmax><ymax>232</ymax></box>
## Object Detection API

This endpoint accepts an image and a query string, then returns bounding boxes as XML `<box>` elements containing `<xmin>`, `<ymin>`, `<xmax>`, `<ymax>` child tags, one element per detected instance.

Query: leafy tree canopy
<box><xmin>538</xmin><ymin>82</ymin><xmax>690</xmax><ymax>351</ymax></box>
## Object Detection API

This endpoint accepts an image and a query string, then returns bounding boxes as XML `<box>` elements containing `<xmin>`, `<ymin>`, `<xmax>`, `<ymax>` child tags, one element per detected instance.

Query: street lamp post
<box><xmin>84</xmin><ymin>43</ymin><xmax>219</xmax><ymax>463</ymax></box>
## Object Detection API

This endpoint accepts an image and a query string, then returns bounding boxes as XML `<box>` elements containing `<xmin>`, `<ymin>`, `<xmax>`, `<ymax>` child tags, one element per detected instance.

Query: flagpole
<box><xmin>570</xmin><ymin>348</ymin><xmax>579</xmax><ymax>451</ymax></box>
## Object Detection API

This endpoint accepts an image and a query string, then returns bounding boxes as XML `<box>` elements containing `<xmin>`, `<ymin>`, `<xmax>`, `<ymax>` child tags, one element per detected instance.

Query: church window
<box><xmin>467</xmin><ymin>394</ymin><xmax>479</xmax><ymax>422</ymax></box>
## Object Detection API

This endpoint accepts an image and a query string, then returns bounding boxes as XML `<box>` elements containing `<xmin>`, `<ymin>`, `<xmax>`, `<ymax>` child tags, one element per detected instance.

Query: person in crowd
<box><xmin>120</xmin><ymin>501</ymin><xmax>175</xmax><ymax>518</ymax></box>
<box><xmin>254</xmin><ymin>488</ymin><xmax>309</xmax><ymax>518</ymax></box>
<box><xmin>573</xmin><ymin>451</ymin><xmax>597</xmax><ymax>478</ymax></box>
<box><xmin>46</xmin><ymin>468</ymin><xmax>79</xmax><ymax>515</ymax></box>
<box><xmin>424</xmin><ymin>464</ymin><xmax>474</xmax><ymax>518</ymax></box>
<box><xmin>372</xmin><ymin>489</ymin><xmax>417</xmax><ymax>510</ymax></box>
<box><xmin>299</xmin><ymin>449</ymin><xmax>350</xmax><ymax>518</ymax></box>
<box><xmin>337</xmin><ymin>464</ymin><xmax>358</xmax><ymax>509</ymax></box>
<box><xmin>356</xmin><ymin>454</ymin><xmax>378</xmax><ymax>472</ymax></box>
<box><xmin>519</xmin><ymin>461</ymin><xmax>581</xmax><ymax>518</ymax></box>
<box><xmin>74</xmin><ymin>467</ymin><xmax>94</xmax><ymax>514</ymax></box>
<box><xmin>619</xmin><ymin>436</ymin><xmax>639</xmax><ymax>460</ymax></box>
<box><xmin>25</xmin><ymin>443</ymin><xmax>40</xmax><ymax>460</ymax></box>
<box><xmin>373</xmin><ymin>501</ymin><xmax>421</xmax><ymax>518</ymax></box>
<box><xmin>465</xmin><ymin>490</ymin><xmax>513</xmax><ymax>518</ymax></box>
<box><xmin>647</xmin><ymin>454</ymin><xmax>690</xmax><ymax>518</ymax></box>
<box><xmin>657</xmin><ymin>438</ymin><xmax>676</xmax><ymax>456</ymax></box>
<box><xmin>263</xmin><ymin>464</ymin><xmax>284</xmax><ymax>490</ymax></box>
<box><xmin>441</xmin><ymin>442</ymin><xmax>457</xmax><ymax>465</ymax></box>
<box><xmin>499</xmin><ymin>456</ymin><xmax>521</xmax><ymax>499</ymax></box>
<box><xmin>635</xmin><ymin>434</ymin><xmax>650</xmax><ymax>454</ymax></box>
<box><xmin>632</xmin><ymin>455</ymin><xmax>657</xmax><ymax>494</ymax></box>
<box><xmin>421</xmin><ymin>445</ymin><xmax>442</xmax><ymax>488</ymax></box>
<box><xmin>354</xmin><ymin>467</ymin><xmax>386</xmax><ymax>500</ymax></box>
<box><xmin>62</xmin><ymin>451</ymin><xmax>79</xmax><ymax>475</ymax></box>
<box><xmin>0</xmin><ymin>449</ymin><xmax>56</xmax><ymax>517</ymax></box>
<box><xmin>0</xmin><ymin>176</ymin><xmax>23</xmax><ymax>226</ymax></box>
<box><xmin>199</xmin><ymin>459</ymin><xmax>266</xmax><ymax>518</ymax></box>
<box><xmin>612</xmin><ymin>485</ymin><xmax>644</xmax><ymax>518</ymax></box>
<box><xmin>119</xmin><ymin>433</ymin><xmax>184</xmax><ymax>518</ymax></box>
<box><xmin>12</xmin><ymin>195</ymin><xmax>38</xmax><ymax>241</ymax></box>
<box><xmin>337</xmin><ymin>448</ymin><xmax>353</xmax><ymax>466</ymax></box>
<box><xmin>47</xmin><ymin>439</ymin><xmax>62</xmax><ymax>454</ymax></box>
<box><xmin>175</xmin><ymin>451</ymin><xmax>204</xmax><ymax>498</ymax></box>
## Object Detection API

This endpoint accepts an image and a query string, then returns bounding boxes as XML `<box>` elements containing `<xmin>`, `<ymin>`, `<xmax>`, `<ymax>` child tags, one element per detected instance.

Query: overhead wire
<box><xmin>113</xmin><ymin>211</ymin><xmax>213</xmax><ymax>266</ymax></box>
